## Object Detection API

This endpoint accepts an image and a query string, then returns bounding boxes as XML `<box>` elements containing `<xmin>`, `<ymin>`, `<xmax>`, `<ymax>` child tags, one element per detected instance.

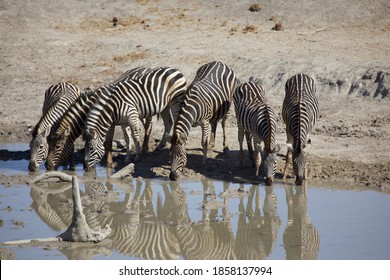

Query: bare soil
<box><xmin>1</xmin><ymin>0</ymin><xmax>390</xmax><ymax>191</ymax></box>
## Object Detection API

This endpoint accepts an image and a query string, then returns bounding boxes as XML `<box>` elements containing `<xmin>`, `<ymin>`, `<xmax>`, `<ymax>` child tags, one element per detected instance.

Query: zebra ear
<box><xmin>27</xmin><ymin>125</ymin><xmax>34</xmax><ymax>134</ymax></box>
<box><xmin>274</xmin><ymin>143</ymin><xmax>281</xmax><ymax>154</ymax></box>
<box><xmin>39</xmin><ymin>127</ymin><xmax>51</xmax><ymax>138</ymax></box>
<box><xmin>305</xmin><ymin>138</ymin><xmax>312</xmax><ymax>149</ymax></box>
<box><xmin>286</xmin><ymin>142</ymin><xmax>293</xmax><ymax>152</ymax></box>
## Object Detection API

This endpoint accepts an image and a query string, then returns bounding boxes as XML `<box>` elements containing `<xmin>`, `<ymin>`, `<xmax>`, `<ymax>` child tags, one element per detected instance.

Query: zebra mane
<box><xmin>32</xmin><ymin>97</ymin><xmax>62</xmax><ymax>138</ymax></box>
<box><xmin>53</xmin><ymin>91</ymin><xmax>92</xmax><ymax>138</ymax></box>
<box><xmin>249</xmin><ymin>76</ymin><xmax>262</xmax><ymax>85</ymax></box>
<box><xmin>33</xmin><ymin>85</ymin><xmax>81</xmax><ymax>137</ymax></box>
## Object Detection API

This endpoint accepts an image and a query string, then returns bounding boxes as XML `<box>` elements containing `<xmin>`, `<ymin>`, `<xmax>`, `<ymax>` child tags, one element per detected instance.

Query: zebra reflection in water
<box><xmin>30</xmin><ymin>177</ymin><xmax>282</xmax><ymax>259</ymax></box>
<box><xmin>234</xmin><ymin>184</ymin><xmax>281</xmax><ymax>259</ymax></box>
<box><xmin>283</xmin><ymin>181</ymin><xmax>320</xmax><ymax>259</ymax></box>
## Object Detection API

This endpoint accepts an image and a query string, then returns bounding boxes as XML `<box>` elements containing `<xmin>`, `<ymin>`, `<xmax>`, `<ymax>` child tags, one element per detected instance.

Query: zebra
<box><xmin>83</xmin><ymin>66</ymin><xmax>187</xmax><ymax>171</ymax></box>
<box><xmin>45</xmin><ymin>67</ymin><xmax>151</xmax><ymax>170</ymax></box>
<box><xmin>282</xmin><ymin>74</ymin><xmax>319</xmax><ymax>185</ymax></box>
<box><xmin>233</xmin><ymin>78</ymin><xmax>279</xmax><ymax>185</ymax></box>
<box><xmin>28</xmin><ymin>82</ymin><xmax>81</xmax><ymax>171</ymax></box>
<box><xmin>169</xmin><ymin>61</ymin><xmax>238</xmax><ymax>181</ymax></box>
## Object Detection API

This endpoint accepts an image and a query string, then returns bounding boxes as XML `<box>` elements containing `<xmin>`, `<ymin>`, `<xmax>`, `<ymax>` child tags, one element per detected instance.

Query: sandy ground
<box><xmin>1</xmin><ymin>0</ymin><xmax>390</xmax><ymax>190</ymax></box>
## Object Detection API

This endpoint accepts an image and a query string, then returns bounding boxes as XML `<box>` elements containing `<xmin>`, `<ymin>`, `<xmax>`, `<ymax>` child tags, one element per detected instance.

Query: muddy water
<box><xmin>1</xmin><ymin>147</ymin><xmax>390</xmax><ymax>260</ymax></box>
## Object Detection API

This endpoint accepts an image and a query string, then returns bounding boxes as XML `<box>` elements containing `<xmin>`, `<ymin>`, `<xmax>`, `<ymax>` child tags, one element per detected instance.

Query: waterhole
<box><xmin>0</xmin><ymin>144</ymin><xmax>389</xmax><ymax>260</ymax></box>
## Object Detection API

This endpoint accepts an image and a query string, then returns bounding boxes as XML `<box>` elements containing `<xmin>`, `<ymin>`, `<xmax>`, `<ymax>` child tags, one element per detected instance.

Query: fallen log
<box><xmin>109</xmin><ymin>163</ymin><xmax>135</xmax><ymax>179</ymax></box>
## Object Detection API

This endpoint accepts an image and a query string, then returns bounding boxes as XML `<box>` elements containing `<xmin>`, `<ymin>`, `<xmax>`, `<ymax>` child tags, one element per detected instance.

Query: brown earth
<box><xmin>1</xmin><ymin>0</ymin><xmax>390</xmax><ymax>191</ymax></box>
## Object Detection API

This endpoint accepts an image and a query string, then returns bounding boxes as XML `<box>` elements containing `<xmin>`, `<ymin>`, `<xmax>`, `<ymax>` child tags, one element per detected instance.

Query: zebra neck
<box><xmin>173</xmin><ymin>115</ymin><xmax>193</xmax><ymax>142</ymax></box>
<box><xmin>54</xmin><ymin>93</ymin><xmax>91</xmax><ymax>139</ymax></box>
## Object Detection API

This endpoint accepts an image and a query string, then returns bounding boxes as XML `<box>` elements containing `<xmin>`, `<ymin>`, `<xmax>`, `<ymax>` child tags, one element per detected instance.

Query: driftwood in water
<box><xmin>109</xmin><ymin>163</ymin><xmax>135</xmax><ymax>179</ymax></box>
<box><xmin>3</xmin><ymin>172</ymin><xmax>111</xmax><ymax>245</ymax></box>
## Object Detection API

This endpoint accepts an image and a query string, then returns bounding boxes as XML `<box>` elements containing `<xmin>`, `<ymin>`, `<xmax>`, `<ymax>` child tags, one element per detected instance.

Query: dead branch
<box><xmin>32</xmin><ymin>171</ymin><xmax>73</xmax><ymax>183</ymax></box>
<box><xmin>109</xmin><ymin>163</ymin><xmax>135</xmax><ymax>179</ymax></box>
<box><xmin>3</xmin><ymin>172</ymin><xmax>111</xmax><ymax>246</ymax></box>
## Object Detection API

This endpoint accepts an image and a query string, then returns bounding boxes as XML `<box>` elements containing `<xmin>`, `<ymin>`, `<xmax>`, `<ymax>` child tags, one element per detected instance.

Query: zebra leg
<box><xmin>237</xmin><ymin>123</ymin><xmax>245</xmax><ymax>164</ymax></box>
<box><xmin>200</xmin><ymin>121</ymin><xmax>211</xmax><ymax>165</ymax></box>
<box><xmin>68</xmin><ymin>143</ymin><xmax>76</xmax><ymax>171</ymax></box>
<box><xmin>283</xmin><ymin>148</ymin><xmax>292</xmax><ymax>181</ymax></box>
<box><xmin>283</xmin><ymin>133</ymin><xmax>294</xmax><ymax>181</ymax></box>
<box><xmin>121</xmin><ymin>124</ymin><xmax>132</xmax><ymax>160</ymax></box>
<box><xmin>156</xmin><ymin>108</ymin><xmax>172</xmax><ymax>151</ymax></box>
<box><xmin>127</xmin><ymin>112</ymin><xmax>142</xmax><ymax>163</ymax></box>
<box><xmin>221</xmin><ymin>112</ymin><xmax>230</xmax><ymax>153</ymax></box>
<box><xmin>254</xmin><ymin>140</ymin><xmax>261</xmax><ymax>177</ymax></box>
<box><xmin>304</xmin><ymin>158</ymin><xmax>308</xmax><ymax>179</ymax></box>
<box><xmin>104</xmin><ymin>125</ymin><xmax>115</xmax><ymax>168</ymax></box>
<box><xmin>245</xmin><ymin>131</ymin><xmax>255</xmax><ymax>165</ymax></box>
<box><xmin>142</xmin><ymin>116</ymin><xmax>152</xmax><ymax>153</ymax></box>
<box><xmin>209</xmin><ymin>122</ymin><xmax>217</xmax><ymax>149</ymax></box>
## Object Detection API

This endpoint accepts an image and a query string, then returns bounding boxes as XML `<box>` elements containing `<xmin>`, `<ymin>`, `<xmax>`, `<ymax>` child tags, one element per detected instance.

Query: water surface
<box><xmin>0</xmin><ymin>155</ymin><xmax>389</xmax><ymax>260</ymax></box>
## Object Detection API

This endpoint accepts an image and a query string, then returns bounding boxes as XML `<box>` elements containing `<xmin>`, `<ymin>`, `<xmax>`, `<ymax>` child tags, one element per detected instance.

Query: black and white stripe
<box><xmin>282</xmin><ymin>74</ymin><xmax>319</xmax><ymax>185</ymax></box>
<box><xmin>83</xmin><ymin>67</ymin><xmax>187</xmax><ymax>171</ymax></box>
<box><xmin>29</xmin><ymin>82</ymin><xmax>80</xmax><ymax>171</ymax></box>
<box><xmin>45</xmin><ymin>67</ymin><xmax>150</xmax><ymax>170</ymax></box>
<box><xmin>169</xmin><ymin>61</ymin><xmax>238</xmax><ymax>180</ymax></box>
<box><xmin>234</xmin><ymin>79</ymin><xmax>278</xmax><ymax>185</ymax></box>
<box><xmin>283</xmin><ymin>183</ymin><xmax>320</xmax><ymax>259</ymax></box>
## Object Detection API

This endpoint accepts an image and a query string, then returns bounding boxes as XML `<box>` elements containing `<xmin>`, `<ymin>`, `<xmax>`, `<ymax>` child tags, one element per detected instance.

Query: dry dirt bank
<box><xmin>1</xmin><ymin>0</ymin><xmax>390</xmax><ymax>190</ymax></box>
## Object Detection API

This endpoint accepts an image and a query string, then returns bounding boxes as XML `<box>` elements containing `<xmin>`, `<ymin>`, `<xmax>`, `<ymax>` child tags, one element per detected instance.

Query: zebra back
<box><xmin>86</xmin><ymin>67</ymin><xmax>186</xmax><ymax>132</ymax></box>
<box><xmin>282</xmin><ymin>74</ymin><xmax>319</xmax><ymax>151</ymax></box>
<box><xmin>32</xmin><ymin>82</ymin><xmax>81</xmax><ymax>138</ymax></box>
<box><xmin>176</xmin><ymin>61</ymin><xmax>238</xmax><ymax>135</ymax></box>
<box><xmin>41</xmin><ymin>82</ymin><xmax>75</xmax><ymax>114</ymax></box>
<box><xmin>234</xmin><ymin>81</ymin><xmax>277</xmax><ymax>152</ymax></box>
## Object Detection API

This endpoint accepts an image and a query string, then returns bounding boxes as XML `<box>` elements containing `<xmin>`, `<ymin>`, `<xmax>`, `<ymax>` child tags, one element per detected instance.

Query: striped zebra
<box><xmin>233</xmin><ymin>79</ymin><xmax>279</xmax><ymax>185</ymax></box>
<box><xmin>83</xmin><ymin>66</ymin><xmax>187</xmax><ymax>171</ymax></box>
<box><xmin>45</xmin><ymin>67</ymin><xmax>153</xmax><ymax>170</ymax></box>
<box><xmin>28</xmin><ymin>82</ymin><xmax>80</xmax><ymax>171</ymax></box>
<box><xmin>169</xmin><ymin>61</ymin><xmax>238</xmax><ymax>181</ymax></box>
<box><xmin>282</xmin><ymin>74</ymin><xmax>319</xmax><ymax>185</ymax></box>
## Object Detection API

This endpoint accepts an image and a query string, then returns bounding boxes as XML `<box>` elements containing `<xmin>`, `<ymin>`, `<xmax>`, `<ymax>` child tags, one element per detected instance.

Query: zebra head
<box><xmin>292</xmin><ymin>149</ymin><xmax>306</xmax><ymax>185</ymax></box>
<box><xmin>262</xmin><ymin>146</ymin><xmax>279</xmax><ymax>186</ymax></box>
<box><xmin>83</xmin><ymin>128</ymin><xmax>105</xmax><ymax>171</ymax></box>
<box><xmin>28</xmin><ymin>127</ymin><xmax>50</xmax><ymax>171</ymax></box>
<box><xmin>169</xmin><ymin>133</ymin><xmax>187</xmax><ymax>181</ymax></box>
<box><xmin>45</xmin><ymin>128</ymin><xmax>71</xmax><ymax>170</ymax></box>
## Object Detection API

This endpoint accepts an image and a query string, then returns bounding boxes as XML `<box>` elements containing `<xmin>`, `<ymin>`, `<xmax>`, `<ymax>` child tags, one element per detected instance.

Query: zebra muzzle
<box><xmin>28</xmin><ymin>161</ymin><xmax>39</xmax><ymax>172</ymax></box>
<box><xmin>295</xmin><ymin>176</ymin><xmax>304</xmax><ymax>186</ymax></box>
<box><xmin>169</xmin><ymin>170</ymin><xmax>180</xmax><ymax>181</ymax></box>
